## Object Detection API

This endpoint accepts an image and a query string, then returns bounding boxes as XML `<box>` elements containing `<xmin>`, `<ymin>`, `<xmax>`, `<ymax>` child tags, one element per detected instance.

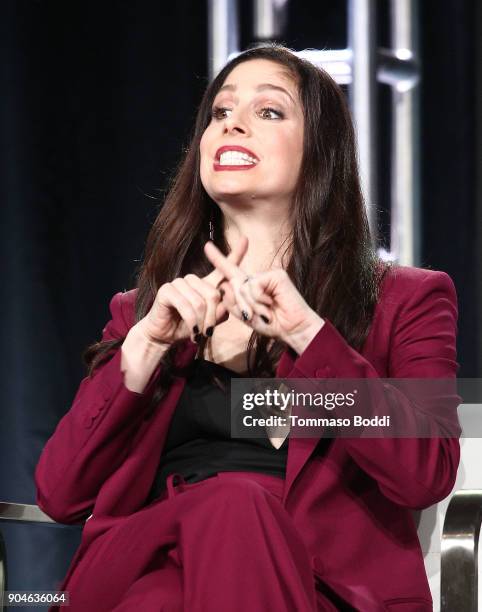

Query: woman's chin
<box><xmin>210</xmin><ymin>189</ymin><xmax>259</xmax><ymax>205</ymax></box>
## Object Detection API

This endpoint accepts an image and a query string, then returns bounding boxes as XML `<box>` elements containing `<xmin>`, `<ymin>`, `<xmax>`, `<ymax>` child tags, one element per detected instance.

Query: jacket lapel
<box><xmin>275</xmin><ymin>349</ymin><xmax>322</xmax><ymax>503</ymax></box>
<box><xmin>131</xmin><ymin>340</ymin><xmax>202</xmax><ymax>514</ymax></box>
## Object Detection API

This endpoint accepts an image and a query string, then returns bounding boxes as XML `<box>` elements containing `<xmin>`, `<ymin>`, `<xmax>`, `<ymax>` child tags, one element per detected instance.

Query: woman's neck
<box><xmin>223</xmin><ymin>216</ymin><xmax>292</xmax><ymax>274</ymax></box>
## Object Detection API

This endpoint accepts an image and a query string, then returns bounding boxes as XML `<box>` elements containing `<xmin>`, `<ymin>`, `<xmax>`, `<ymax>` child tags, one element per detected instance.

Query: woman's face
<box><xmin>200</xmin><ymin>59</ymin><xmax>304</xmax><ymax>207</ymax></box>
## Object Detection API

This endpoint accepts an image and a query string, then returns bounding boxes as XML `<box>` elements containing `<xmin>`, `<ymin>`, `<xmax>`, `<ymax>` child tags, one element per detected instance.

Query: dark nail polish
<box><xmin>193</xmin><ymin>325</ymin><xmax>199</xmax><ymax>334</ymax></box>
<box><xmin>241</xmin><ymin>310</ymin><xmax>249</xmax><ymax>321</ymax></box>
<box><xmin>206</xmin><ymin>326</ymin><xmax>214</xmax><ymax>337</ymax></box>
<box><xmin>194</xmin><ymin>333</ymin><xmax>202</xmax><ymax>343</ymax></box>
<box><xmin>261</xmin><ymin>315</ymin><xmax>270</xmax><ymax>324</ymax></box>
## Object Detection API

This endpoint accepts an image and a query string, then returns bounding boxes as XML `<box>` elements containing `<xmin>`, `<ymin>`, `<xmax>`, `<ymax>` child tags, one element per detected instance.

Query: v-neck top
<box><xmin>146</xmin><ymin>358</ymin><xmax>288</xmax><ymax>502</ymax></box>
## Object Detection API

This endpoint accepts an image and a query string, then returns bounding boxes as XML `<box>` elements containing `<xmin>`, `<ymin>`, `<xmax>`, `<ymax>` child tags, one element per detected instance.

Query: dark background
<box><xmin>1</xmin><ymin>0</ymin><xmax>480</xmax><ymax>605</ymax></box>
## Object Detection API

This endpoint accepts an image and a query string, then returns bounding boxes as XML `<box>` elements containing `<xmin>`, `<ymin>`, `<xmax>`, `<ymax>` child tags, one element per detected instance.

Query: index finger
<box><xmin>203</xmin><ymin>235</ymin><xmax>249</xmax><ymax>286</ymax></box>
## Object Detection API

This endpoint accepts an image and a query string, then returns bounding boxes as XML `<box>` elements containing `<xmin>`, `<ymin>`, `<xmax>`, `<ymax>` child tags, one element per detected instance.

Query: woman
<box><xmin>35</xmin><ymin>44</ymin><xmax>460</xmax><ymax>611</ymax></box>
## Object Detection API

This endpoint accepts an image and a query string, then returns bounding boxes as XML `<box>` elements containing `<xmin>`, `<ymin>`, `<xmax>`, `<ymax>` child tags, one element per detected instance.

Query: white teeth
<box><xmin>218</xmin><ymin>150</ymin><xmax>258</xmax><ymax>165</ymax></box>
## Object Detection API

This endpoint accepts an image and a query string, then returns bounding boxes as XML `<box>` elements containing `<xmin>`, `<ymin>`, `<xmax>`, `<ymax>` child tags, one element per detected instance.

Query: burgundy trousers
<box><xmin>58</xmin><ymin>472</ymin><xmax>337</xmax><ymax>612</ymax></box>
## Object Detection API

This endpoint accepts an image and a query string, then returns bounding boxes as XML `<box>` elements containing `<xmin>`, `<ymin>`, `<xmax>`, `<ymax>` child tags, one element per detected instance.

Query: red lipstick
<box><xmin>213</xmin><ymin>145</ymin><xmax>259</xmax><ymax>171</ymax></box>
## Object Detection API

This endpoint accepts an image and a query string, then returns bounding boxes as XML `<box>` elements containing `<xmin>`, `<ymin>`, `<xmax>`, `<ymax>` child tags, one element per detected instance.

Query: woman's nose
<box><xmin>223</xmin><ymin>114</ymin><xmax>248</xmax><ymax>135</ymax></box>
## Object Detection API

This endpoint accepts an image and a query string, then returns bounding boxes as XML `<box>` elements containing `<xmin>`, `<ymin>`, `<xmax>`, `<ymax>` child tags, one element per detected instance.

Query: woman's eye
<box><xmin>258</xmin><ymin>107</ymin><xmax>284</xmax><ymax>120</ymax></box>
<box><xmin>211</xmin><ymin>106</ymin><xmax>231</xmax><ymax>119</ymax></box>
<box><xmin>211</xmin><ymin>105</ymin><xmax>284</xmax><ymax>121</ymax></box>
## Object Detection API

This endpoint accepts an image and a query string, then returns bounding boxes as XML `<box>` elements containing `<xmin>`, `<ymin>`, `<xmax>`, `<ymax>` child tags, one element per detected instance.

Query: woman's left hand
<box><xmin>203</xmin><ymin>236</ymin><xmax>326</xmax><ymax>354</ymax></box>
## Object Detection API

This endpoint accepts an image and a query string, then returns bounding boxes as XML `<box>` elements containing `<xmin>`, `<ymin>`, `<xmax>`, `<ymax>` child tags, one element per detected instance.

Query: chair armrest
<box><xmin>0</xmin><ymin>502</ymin><xmax>57</xmax><ymax>526</ymax></box>
<box><xmin>0</xmin><ymin>502</ymin><xmax>83</xmax><ymax>610</ymax></box>
<box><xmin>441</xmin><ymin>489</ymin><xmax>482</xmax><ymax>611</ymax></box>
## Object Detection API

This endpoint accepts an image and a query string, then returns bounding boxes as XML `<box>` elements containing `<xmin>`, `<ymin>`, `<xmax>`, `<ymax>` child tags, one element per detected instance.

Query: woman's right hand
<box><xmin>136</xmin><ymin>238</ymin><xmax>249</xmax><ymax>346</ymax></box>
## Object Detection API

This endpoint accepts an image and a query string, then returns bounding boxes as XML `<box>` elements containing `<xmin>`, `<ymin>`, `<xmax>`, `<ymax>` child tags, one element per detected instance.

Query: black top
<box><xmin>147</xmin><ymin>358</ymin><xmax>288</xmax><ymax>502</ymax></box>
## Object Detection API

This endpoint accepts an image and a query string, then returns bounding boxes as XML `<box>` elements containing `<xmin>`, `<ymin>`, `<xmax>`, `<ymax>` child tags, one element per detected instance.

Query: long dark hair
<box><xmin>84</xmin><ymin>43</ymin><xmax>390</xmax><ymax>409</ymax></box>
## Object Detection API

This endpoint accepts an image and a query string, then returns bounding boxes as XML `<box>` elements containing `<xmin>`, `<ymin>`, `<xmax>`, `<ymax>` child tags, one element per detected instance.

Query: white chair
<box><xmin>416</xmin><ymin>433</ymin><xmax>482</xmax><ymax>611</ymax></box>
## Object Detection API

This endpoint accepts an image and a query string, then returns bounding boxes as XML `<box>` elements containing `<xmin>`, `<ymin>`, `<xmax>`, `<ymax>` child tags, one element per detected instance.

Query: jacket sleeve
<box><xmin>35</xmin><ymin>291</ymin><xmax>161</xmax><ymax>523</ymax></box>
<box><xmin>289</xmin><ymin>270</ymin><xmax>461</xmax><ymax>510</ymax></box>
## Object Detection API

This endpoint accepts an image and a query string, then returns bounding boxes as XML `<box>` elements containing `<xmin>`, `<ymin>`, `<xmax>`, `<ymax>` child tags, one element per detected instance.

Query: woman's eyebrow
<box><xmin>216</xmin><ymin>82</ymin><xmax>295</xmax><ymax>105</ymax></box>
<box><xmin>256</xmin><ymin>83</ymin><xmax>295</xmax><ymax>104</ymax></box>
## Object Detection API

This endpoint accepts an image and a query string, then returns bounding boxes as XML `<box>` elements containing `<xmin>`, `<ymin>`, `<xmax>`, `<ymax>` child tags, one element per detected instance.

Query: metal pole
<box><xmin>208</xmin><ymin>0</ymin><xmax>239</xmax><ymax>81</ymax></box>
<box><xmin>348</xmin><ymin>0</ymin><xmax>378</xmax><ymax>244</ymax></box>
<box><xmin>390</xmin><ymin>0</ymin><xmax>421</xmax><ymax>266</ymax></box>
<box><xmin>253</xmin><ymin>0</ymin><xmax>289</xmax><ymax>40</ymax></box>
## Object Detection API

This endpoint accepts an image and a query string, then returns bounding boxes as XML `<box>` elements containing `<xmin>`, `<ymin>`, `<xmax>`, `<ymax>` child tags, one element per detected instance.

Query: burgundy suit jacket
<box><xmin>35</xmin><ymin>265</ymin><xmax>460</xmax><ymax>611</ymax></box>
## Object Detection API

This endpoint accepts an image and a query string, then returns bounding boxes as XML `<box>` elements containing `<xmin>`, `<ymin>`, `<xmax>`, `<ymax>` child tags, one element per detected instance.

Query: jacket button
<box><xmin>90</xmin><ymin>400</ymin><xmax>105</xmax><ymax>417</ymax></box>
<box><xmin>100</xmin><ymin>385</ymin><xmax>111</xmax><ymax>401</ymax></box>
<box><xmin>83</xmin><ymin>415</ymin><xmax>94</xmax><ymax>429</ymax></box>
